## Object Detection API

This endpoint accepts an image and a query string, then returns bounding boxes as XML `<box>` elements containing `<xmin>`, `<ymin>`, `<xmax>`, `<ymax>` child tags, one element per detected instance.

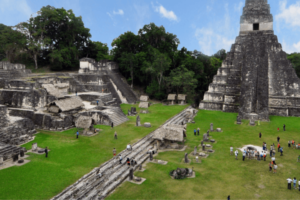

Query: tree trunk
<box><xmin>34</xmin><ymin>54</ymin><xmax>38</xmax><ymax>69</ymax></box>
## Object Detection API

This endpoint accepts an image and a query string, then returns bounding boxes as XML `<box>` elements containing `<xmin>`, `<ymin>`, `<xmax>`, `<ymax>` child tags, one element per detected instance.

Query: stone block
<box><xmin>144</xmin><ymin>122</ymin><xmax>151</xmax><ymax>128</ymax></box>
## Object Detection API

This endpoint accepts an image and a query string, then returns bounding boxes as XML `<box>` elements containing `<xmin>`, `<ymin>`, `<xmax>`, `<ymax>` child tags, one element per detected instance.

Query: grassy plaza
<box><xmin>0</xmin><ymin>104</ymin><xmax>187</xmax><ymax>200</ymax></box>
<box><xmin>108</xmin><ymin>110</ymin><xmax>300</xmax><ymax>200</ymax></box>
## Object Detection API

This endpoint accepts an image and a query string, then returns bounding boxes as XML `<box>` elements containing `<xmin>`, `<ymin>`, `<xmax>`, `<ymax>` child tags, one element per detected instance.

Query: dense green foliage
<box><xmin>111</xmin><ymin>23</ymin><xmax>225</xmax><ymax>103</ymax></box>
<box><xmin>108</xmin><ymin>110</ymin><xmax>300</xmax><ymax>200</ymax></box>
<box><xmin>0</xmin><ymin>104</ymin><xmax>187</xmax><ymax>200</ymax></box>
<box><xmin>287</xmin><ymin>53</ymin><xmax>300</xmax><ymax>78</ymax></box>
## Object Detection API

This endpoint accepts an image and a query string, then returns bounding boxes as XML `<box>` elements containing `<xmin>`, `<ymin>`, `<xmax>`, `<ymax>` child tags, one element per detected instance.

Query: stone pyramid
<box><xmin>199</xmin><ymin>0</ymin><xmax>300</xmax><ymax>121</ymax></box>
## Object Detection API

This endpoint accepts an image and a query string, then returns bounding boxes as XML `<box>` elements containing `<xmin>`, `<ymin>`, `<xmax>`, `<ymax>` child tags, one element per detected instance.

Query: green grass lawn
<box><xmin>0</xmin><ymin>104</ymin><xmax>187</xmax><ymax>200</ymax></box>
<box><xmin>107</xmin><ymin>110</ymin><xmax>300</xmax><ymax>200</ymax></box>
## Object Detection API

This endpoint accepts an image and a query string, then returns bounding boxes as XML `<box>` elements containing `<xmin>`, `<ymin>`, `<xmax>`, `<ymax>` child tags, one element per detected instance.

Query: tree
<box><xmin>287</xmin><ymin>53</ymin><xmax>300</xmax><ymax>78</ymax></box>
<box><xmin>120</xmin><ymin>52</ymin><xmax>136</xmax><ymax>88</ymax></box>
<box><xmin>0</xmin><ymin>24</ymin><xmax>26</xmax><ymax>62</ymax></box>
<box><xmin>167</xmin><ymin>66</ymin><xmax>198</xmax><ymax>102</ymax></box>
<box><xmin>85</xmin><ymin>41</ymin><xmax>111</xmax><ymax>61</ymax></box>
<box><xmin>145</xmin><ymin>50</ymin><xmax>171</xmax><ymax>91</ymax></box>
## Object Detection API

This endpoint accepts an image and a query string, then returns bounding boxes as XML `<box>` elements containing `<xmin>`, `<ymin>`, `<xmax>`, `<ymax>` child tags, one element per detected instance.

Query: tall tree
<box><xmin>145</xmin><ymin>50</ymin><xmax>171</xmax><ymax>91</ymax></box>
<box><xmin>0</xmin><ymin>24</ymin><xmax>26</xmax><ymax>62</ymax></box>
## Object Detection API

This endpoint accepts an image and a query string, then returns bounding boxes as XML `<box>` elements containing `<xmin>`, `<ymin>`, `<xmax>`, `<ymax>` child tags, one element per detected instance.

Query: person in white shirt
<box><xmin>127</xmin><ymin>144</ymin><xmax>132</xmax><ymax>151</ymax></box>
<box><xmin>272</xmin><ymin>156</ymin><xmax>276</xmax><ymax>165</ymax></box>
<box><xmin>230</xmin><ymin>146</ymin><xmax>233</xmax><ymax>155</ymax></box>
<box><xmin>273</xmin><ymin>164</ymin><xmax>277</xmax><ymax>173</ymax></box>
<box><xmin>287</xmin><ymin>178</ymin><xmax>292</xmax><ymax>190</ymax></box>
<box><xmin>235</xmin><ymin>150</ymin><xmax>238</xmax><ymax>160</ymax></box>
<box><xmin>298</xmin><ymin>180</ymin><xmax>300</xmax><ymax>191</ymax></box>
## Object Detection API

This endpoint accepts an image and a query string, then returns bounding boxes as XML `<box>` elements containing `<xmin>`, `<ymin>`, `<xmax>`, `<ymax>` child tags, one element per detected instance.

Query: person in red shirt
<box><xmin>277</xmin><ymin>143</ymin><xmax>281</xmax><ymax>152</ymax></box>
<box><xmin>277</xmin><ymin>127</ymin><xmax>280</xmax><ymax>131</ymax></box>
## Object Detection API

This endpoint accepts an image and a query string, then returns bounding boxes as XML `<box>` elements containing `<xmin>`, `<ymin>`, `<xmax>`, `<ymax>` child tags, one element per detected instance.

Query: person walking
<box><xmin>277</xmin><ymin>136</ymin><xmax>280</xmax><ymax>143</ymax></box>
<box><xmin>230</xmin><ymin>146</ymin><xmax>233</xmax><ymax>155</ymax></box>
<box><xmin>273</xmin><ymin>163</ymin><xmax>277</xmax><ymax>173</ymax></box>
<box><xmin>194</xmin><ymin>129</ymin><xmax>196</xmax><ymax>136</ymax></box>
<box><xmin>280</xmin><ymin>147</ymin><xmax>283</xmax><ymax>156</ymax></box>
<box><xmin>294</xmin><ymin>177</ymin><xmax>297</xmax><ymax>189</ymax></box>
<box><xmin>126</xmin><ymin>158</ymin><xmax>130</xmax><ymax>168</ymax></box>
<box><xmin>292</xmin><ymin>140</ymin><xmax>295</xmax><ymax>149</ymax></box>
<box><xmin>272</xmin><ymin>156</ymin><xmax>276</xmax><ymax>165</ymax></box>
<box><xmin>277</xmin><ymin>127</ymin><xmax>280</xmax><ymax>131</ymax></box>
<box><xmin>263</xmin><ymin>152</ymin><xmax>266</xmax><ymax>161</ymax></box>
<box><xmin>277</xmin><ymin>143</ymin><xmax>281</xmax><ymax>152</ymax></box>
<box><xmin>235</xmin><ymin>150</ymin><xmax>238</xmax><ymax>160</ymax></box>
<box><xmin>111</xmin><ymin>122</ymin><xmax>114</xmax><ymax>129</ymax></box>
<box><xmin>227</xmin><ymin>195</ymin><xmax>230</xmax><ymax>200</ymax></box>
<box><xmin>288</xmin><ymin>140</ymin><xmax>291</xmax><ymax>148</ymax></box>
<box><xmin>259</xmin><ymin>132</ymin><xmax>262</xmax><ymax>139</ymax></box>
<box><xmin>269</xmin><ymin>162</ymin><xmax>272</xmax><ymax>172</ymax></box>
<box><xmin>287</xmin><ymin>178</ymin><xmax>292</xmax><ymax>189</ymax></box>
<box><xmin>283</xmin><ymin>124</ymin><xmax>286</xmax><ymax>131</ymax></box>
<box><xmin>119</xmin><ymin>154</ymin><xmax>123</xmax><ymax>164</ymax></box>
<box><xmin>114</xmin><ymin>131</ymin><xmax>118</xmax><ymax>139</ymax></box>
<box><xmin>270</xmin><ymin>148</ymin><xmax>273</xmax><ymax>157</ymax></box>
<box><xmin>243</xmin><ymin>151</ymin><xmax>246</xmax><ymax>161</ymax></box>
<box><xmin>113</xmin><ymin>148</ymin><xmax>116</xmax><ymax>156</ymax></box>
<box><xmin>45</xmin><ymin>147</ymin><xmax>48</xmax><ymax>158</ymax></box>
<box><xmin>197</xmin><ymin>128</ymin><xmax>200</xmax><ymax>136</ymax></box>
<box><xmin>76</xmin><ymin>131</ymin><xmax>79</xmax><ymax>139</ymax></box>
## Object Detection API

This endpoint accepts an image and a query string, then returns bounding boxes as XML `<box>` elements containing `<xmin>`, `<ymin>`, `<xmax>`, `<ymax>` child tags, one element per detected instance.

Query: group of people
<box><xmin>287</xmin><ymin>177</ymin><xmax>300</xmax><ymax>190</ymax></box>
<box><xmin>193</xmin><ymin>128</ymin><xmax>200</xmax><ymax>136</ymax></box>
<box><xmin>288</xmin><ymin>140</ymin><xmax>300</xmax><ymax>149</ymax></box>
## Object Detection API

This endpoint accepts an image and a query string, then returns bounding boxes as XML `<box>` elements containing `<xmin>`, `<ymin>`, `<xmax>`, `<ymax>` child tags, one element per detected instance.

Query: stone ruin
<box><xmin>199</xmin><ymin>0</ymin><xmax>300</xmax><ymax>121</ymax></box>
<box><xmin>170</xmin><ymin>168</ymin><xmax>193</xmax><ymax>179</ymax></box>
<box><xmin>0</xmin><ymin>58</ymin><xmax>139</xmax><ymax>148</ymax></box>
<box><xmin>167</xmin><ymin>94</ymin><xmax>176</xmax><ymax>105</ymax></box>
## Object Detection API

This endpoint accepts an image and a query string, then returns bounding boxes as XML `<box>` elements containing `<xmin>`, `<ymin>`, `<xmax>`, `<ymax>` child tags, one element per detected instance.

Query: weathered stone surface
<box><xmin>140</xmin><ymin>95</ymin><xmax>149</xmax><ymax>102</ymax></box>
<box><xmin>199</xmin><ymin>0</ymin><xmax>300</xmax><ymax>119</ymax></box>
<box><xmin>144</xmin><ymin>122</ymin><xmax>151</xmax><ymax>128</ymax></box>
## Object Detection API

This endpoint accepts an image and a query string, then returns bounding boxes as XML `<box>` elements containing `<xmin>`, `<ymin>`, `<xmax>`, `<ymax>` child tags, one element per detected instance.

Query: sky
<box><xmin>1</xmin><ymin>0</ymin><xmax>300</xmax><ymax>56</ymax></box>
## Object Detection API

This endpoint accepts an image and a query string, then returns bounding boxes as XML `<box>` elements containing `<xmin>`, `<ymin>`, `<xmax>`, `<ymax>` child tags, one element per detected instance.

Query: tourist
<box><xmin>45</xmin><ymin>147</ymin><xmax>48</xmax><ymax>158</ymax></box>
<box><xmin>264</xmin><ymin>143</ymin><xmax>267</xmax><ymax>151</ymax></box>
<box><xmin>97</xmin><ymin>100</ymin><xmax>99</xmax><ymax>106</ymax></box>
<box><xmin>76</xmin><ymin>131</ymin><xmax>79</xmax><ymax>139</ymax></box>
<box><xmin>111</xmin><ymin>122</ymin><xmax>114</xmax><ymax>129</ymax></box>
<box><xmin>292</xmin><ymin>140</ymin><xmax>295</xmax><ymax>149</ymax></box>
<box><xmin>194</xmin><ymin>129</ymin><xmax>196</xmax><ymax>136</ymax></box>
<box><xmin>227</xmin><ymin>195</ymin><xmax>230</xmax><ymax>200</ymax></box>
<box><xmin>277</xmin><ymin>143</ymin><xmax>281</xmax><ymax>152</ymax></box>
<box><xmin>280</xmin><ymin>147</ymin><xmax>283</xmax><ymax>156</ymax></box>
<box><xmin>294</xmin><ymin>178</ymin><xmax>297</xmax><ymax>189</ymax></box>
<box><xmin>230</xmin><ymin>146</ymin><xmax>233</xmax><ymax>155</ymax></box>
<box><xmin>298</xmin><ymin>179</ymin><xmax>300</xmax><ymax>191</ymax></box>
<box><xmin>269</xmin><ymin>162</ymin><xmax>272</xmax><ymax>172</ymax></box>
<box><xmin>262</xmin><ymin>142</ymin><xmax>265</xmax><ymax>150</ymax></box>
<box><xmin>272</xmin><ymin>156</ymin><xmax>276</xmax><ymax>165</ymax></box>
<box><xmin>235</xmin><ymin>150</ymin><xmax>238</xmax><ymax>160</ymax></box>
<box><xmin>259</xmin><ymin>132</ymin><xmax>262</xmax><ymax>139</ymax></box>
<box><xmin>126</xmin><ymin>158</ymin><xmax>130</xmax><ymax>167</ymax></box>
<box><xmin>247</xmin><ymin>149</ymin><xmax>250</xmax><ymax>159</ymax></box>
<box><xmin>197</xmin><ymin>128</ymin><xmax>200</xmax><ymax>135</ymax></box>
<box><xmin>273</xmin><ymin>163</ymin><xmax>277</xmax><ymax>173</ymax></box>
<box><xmin>288</xmin><ymin>140</ymin><xmax>291</xmax><ymax>148</ymax></box>
<box><xmin>119</xmin><ymin>154</ymin><xmax>123</xmax><ymax>164</ymax></box>
<box><xmin>270</xmin><ymin>148</ymin><xmax>273</xmax><ymax>157</ymax></box>
<box><xmin>277</xmin><ymin>127</ymin><xmax>279</xmax><ymax>131</ymax></box>
<box><xmin>251</xmin><ymin>150</ymin><xmax>255</xmax><ymax>160</ymax></box>
<box><xmin>277</xmin><ymin>136</ymin><xmax>280</xmax><ymax>143</ymax></box>
<box><xmin>113</xmin><ymin>148</ymin><xmax>116</xmax><ymax>156</ymax></box>
<box><xmin>75</xmin><ymin>90</ymin><xmax>77</xmax><ymax>96</ymax></box>
<box><xmin>287</xmin><ymin>177</ymin><xmax>292</xmax><ymax>189</ymax></box>
<box><xmin>263</xmin><ymin>152</ymin><xmax>266</xmax><ymax>161</ymax></box>
<box><xmin>243</xmin><ymin>151</ymin><xmax>246</xmax><ymax>161</ymax></box>
<box><xmin>127</xmin><ymin>144</ymin><xmax>132</xmax><ymax>151</ymax></box>
<box><xmin>283</xmin><ymin>124</ymin><xmax>286</xmax><ymax>131</ymax></box>
<box><xmin>260</xmin><ymin>151</ymin><xmax>263</xmax><ymax>161</ymax></box>
<box><xmin>114</xmin><ymin>131</ymin><xmax>118</xmax><ymax>139</ymax></box>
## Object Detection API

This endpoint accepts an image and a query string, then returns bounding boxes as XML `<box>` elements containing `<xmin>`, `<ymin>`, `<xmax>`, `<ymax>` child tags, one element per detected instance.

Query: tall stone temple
<box><xmin>199</xmin><ymin>0</ymin><xmax>300</xmax><ymax>121</ymax></box>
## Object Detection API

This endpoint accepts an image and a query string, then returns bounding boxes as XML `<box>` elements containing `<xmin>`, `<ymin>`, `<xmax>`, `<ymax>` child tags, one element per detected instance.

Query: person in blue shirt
<box><xmin>194</xmin><ymin>129</ymin><xmax>196</xmax><ymax>136</ymax></box>
<box><xmin>294</xmin><ymin>177</ymin><xmax>297</xmax><ymax>189</ymax></box>
<box><xmin>76</xmin><ymin>131</ymin><xmax>79</xmax><ymax>139</ymax></box>
<box><xmin>280</xmin><ymin>147</ymin><xmax>283</xmax><ymax>156</ymax></box>
<box><xmin>97</xmin><ymin>100</ymin><xmax>99</xmax><ymax>106</ymax></box>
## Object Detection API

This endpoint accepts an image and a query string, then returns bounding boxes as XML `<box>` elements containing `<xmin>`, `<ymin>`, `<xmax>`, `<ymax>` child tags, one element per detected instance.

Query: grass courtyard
<box><xmin>0</xmin><ymin>104</ymin><xmax>187</xmax><ymax>200</ymax></box>
<box><xmin>107</xmin><ymin>110</ymin><xmax>300</xmax><ymax>200</ymax></box>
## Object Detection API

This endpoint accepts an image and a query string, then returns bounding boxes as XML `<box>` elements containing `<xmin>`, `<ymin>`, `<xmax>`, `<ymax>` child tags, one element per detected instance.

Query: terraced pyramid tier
<box><xmin>199</xmin><ymin>0</ymin><xmax>300</xmax><ymax>120</ymax></box>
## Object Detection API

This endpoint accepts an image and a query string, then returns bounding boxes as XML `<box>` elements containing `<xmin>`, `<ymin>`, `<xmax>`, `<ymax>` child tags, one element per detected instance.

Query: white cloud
<box><xmin>234</xmin><ymin>2</ymin><xmax>243</xmax><ymax>13</ymax></box>
<box><xmin>194</xmin><ymin>3</ymin><xmax>236</xmax><ymax>55</ymax></box>
<box><xmin>282</xmin><ymin>40</ymin><xmax>300</xmax><ymax>54</ymax></box>
<box><xmin>152</xmin><ymin>3</ymin><xmax>178</xmax><ymax>21</ymax></box>
<box><xmin>0</xmin><ymin>0</ymin><xmax>32</xmax><ymax>25</ymax></box>
<box><xmin>113</xmin><ymin>9</ymin><xmax>124</xmax><ymax>15</ymax></box>
<box><xmin>195</xmin><ymin>28</ymin><xmax>234</xmax><ymax>55</ymax></box>
<box><xmin>276</xmin><ymin>0</ymin><xmax>300</xmax><ymax>27</ymax></box>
